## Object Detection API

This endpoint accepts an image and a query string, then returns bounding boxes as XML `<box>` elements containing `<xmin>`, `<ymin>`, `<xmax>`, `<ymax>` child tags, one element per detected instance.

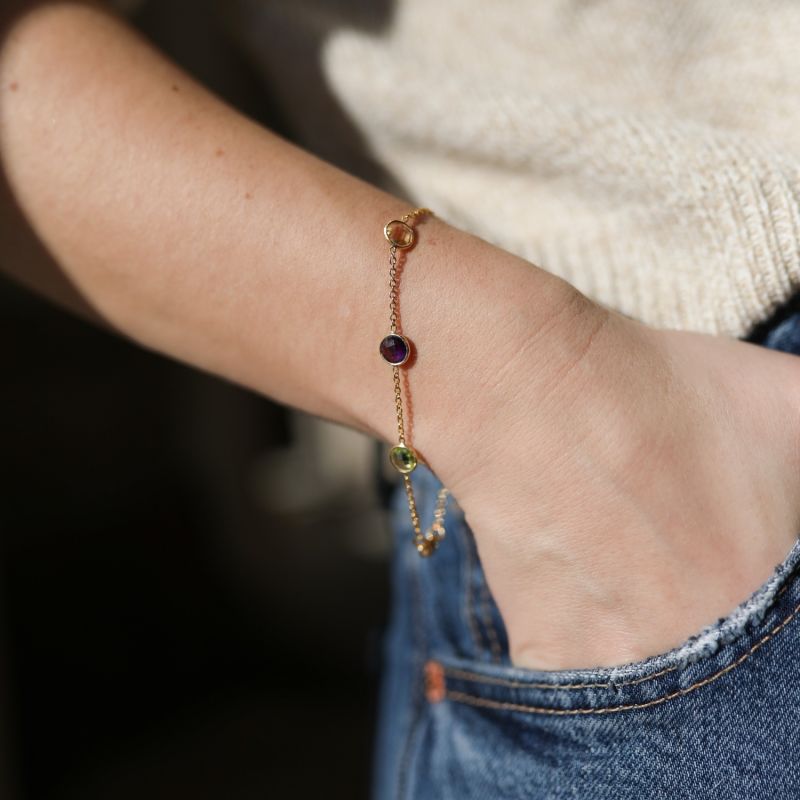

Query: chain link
<box><xmin>389</xmin><ymin>244</ymin><xmax>399</xmax><ymax>334</ymax></box>
<box><xmin>392</xmin><ymin>366</ymin><xmax>406</xmax><ymax>444</ymax></box>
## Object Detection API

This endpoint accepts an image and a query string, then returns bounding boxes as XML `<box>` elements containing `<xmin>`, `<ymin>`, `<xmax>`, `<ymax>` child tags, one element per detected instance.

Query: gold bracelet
<box><xmin>380</xmin><ymin>208</ymin><xmax>449</xmax><ymax>557</ymax></box>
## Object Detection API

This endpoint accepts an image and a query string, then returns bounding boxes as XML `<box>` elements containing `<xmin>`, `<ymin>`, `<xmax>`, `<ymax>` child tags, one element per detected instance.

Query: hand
<box><xmin>426</xmin><ymin>281</ymin><xmax>800</xmax><ymax>671</ymax></box>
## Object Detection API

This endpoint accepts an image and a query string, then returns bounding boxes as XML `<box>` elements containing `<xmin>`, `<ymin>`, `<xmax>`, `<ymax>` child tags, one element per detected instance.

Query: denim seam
<box><xmin>395</xmin><ymin>550</ymin><xmax>426</xmax><ymax>800</ymax></box>
<box><xmin>443</xmin><ymin>593</ymin><xmax>800</xmax><ymax>716</ymax></box>
<box><xmin>460</xmin><ymin>522</ymin><xmax>486</xmax><ymax>658</ymax></box>
<box><xmin>467</xmin><ymin>522</ymin><xmax>503</xmax><ymax>664</ymax></box>
<box><xmin>478</xmin><ymin>579</ymin><xmax>503</xmax><ymax>664</ymax></box>
<box><xmin>443</xmin><ymin>662</ymin><xmax>679</xmax><ymax>691</ymax></box>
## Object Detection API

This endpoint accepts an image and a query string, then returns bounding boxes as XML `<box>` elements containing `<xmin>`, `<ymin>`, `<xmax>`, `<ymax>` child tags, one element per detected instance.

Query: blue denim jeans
<box><xmin>372</xmin><ymin>306</ymin><xmax>800</xmax><ymax>799</ymax></box>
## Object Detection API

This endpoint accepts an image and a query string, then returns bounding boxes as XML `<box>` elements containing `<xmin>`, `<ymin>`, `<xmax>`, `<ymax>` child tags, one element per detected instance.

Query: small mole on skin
<box><xmin>171</xmin><ymin>84</ymin><xmax>179</xmax><ymax>92</ymax></box>
<box><xmin>245</xmin><ymin>192</ymin><xmax>253</xmax><ymax>200</ymax></box>
<box><xmin>215</xmin><ymin>148</ymin><xmax>225</xmax><ymax>157</ymax></box>
<box><xmin>9</xmin><ymin>81</ymin><xmax>18</xmax><ymax>91</ymax></box>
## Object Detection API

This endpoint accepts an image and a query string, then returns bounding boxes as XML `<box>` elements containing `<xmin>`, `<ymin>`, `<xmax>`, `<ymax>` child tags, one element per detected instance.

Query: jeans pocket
<box><xmin>409</xmin><ymin>518</ymin><xmax>800</xmax><ymax>799</ymax></box>
<box><xmin>423</xmin><ymin>302</ymin><xmax>800</xmax><ymax>715</ymax></box>
<box><xmin>431</xmin><ymin>528</ymin><xmax>800</xmax><ymax>716</ymax></box>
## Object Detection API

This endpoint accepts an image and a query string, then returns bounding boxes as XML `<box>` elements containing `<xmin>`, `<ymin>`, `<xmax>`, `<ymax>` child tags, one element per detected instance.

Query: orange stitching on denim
<box><xmin>444</xmin><ymin>596</ymin><xmax>800</xmax><ymax>715</ymax></box>
<box><xmin>775</xmin><ymin>580</ymin><xmax>791</xmax><ymax>600</ymax></box>
<box><xmin>443</xmin><ymin>663</ymin><xmax>678</xmax><ymax>691</ymax></box>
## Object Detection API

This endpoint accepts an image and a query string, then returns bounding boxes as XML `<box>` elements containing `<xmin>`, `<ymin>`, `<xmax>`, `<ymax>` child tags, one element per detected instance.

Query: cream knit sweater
<box><xmin>152</xmin><ymin>1</ymin><xmax>800</xmax><ymax>337</ymax></box>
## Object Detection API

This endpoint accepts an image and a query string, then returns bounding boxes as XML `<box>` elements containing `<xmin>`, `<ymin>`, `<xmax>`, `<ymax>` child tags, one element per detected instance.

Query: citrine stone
<box><xmin>384</xmin><ymin>219</ymin><xmax>415</xmax><ymax>248</ymax></box>
<box><xmin>379</xmin><ymin>333</ymin><xmax>411</xmax><ymax>365</ymax></box>
<box><xmin>389</xmin><ymin>444</ymin><xmax>417</xmax><ymax>474</ymax></box>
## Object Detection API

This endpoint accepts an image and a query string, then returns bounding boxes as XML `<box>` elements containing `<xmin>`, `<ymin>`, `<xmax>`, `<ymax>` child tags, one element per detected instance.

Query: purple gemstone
<box><xmin>380</xmin><ymin>333</ymin><xmax>410</xmax><ymax>365</ymax></box>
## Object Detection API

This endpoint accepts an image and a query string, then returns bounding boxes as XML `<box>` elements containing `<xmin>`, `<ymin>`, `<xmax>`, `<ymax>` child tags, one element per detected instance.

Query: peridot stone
<box><xmin>389</xmin><ymin>444</ymin><xmax>417</xmax><ymax>474</ymax></box>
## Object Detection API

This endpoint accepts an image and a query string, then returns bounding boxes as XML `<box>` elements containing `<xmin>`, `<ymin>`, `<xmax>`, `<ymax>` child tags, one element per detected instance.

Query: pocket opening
<box><xmin>432</xmin><ymin>534</ymin><xmax>800</xmax><ymax>715</ymax></box>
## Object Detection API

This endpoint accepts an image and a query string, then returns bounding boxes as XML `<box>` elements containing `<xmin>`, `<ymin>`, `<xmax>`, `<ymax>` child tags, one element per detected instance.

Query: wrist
<box><xmin>360</xmin><ymin>214</ymin><xmax>602</xmax><ymax>485</ymax></box>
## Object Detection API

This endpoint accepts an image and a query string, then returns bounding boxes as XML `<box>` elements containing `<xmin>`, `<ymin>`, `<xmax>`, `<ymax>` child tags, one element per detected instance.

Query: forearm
<box><xmin>0</xmin><ymin>2</ymin><xmax>582</xmax><ymax>451</ymax></box>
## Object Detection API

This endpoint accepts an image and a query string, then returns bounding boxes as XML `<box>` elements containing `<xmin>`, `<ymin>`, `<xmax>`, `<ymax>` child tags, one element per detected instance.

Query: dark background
<box><xmin>0</xmin><ymin>3</ymin><xmax>397</xmax><ymax>797</ymax></box>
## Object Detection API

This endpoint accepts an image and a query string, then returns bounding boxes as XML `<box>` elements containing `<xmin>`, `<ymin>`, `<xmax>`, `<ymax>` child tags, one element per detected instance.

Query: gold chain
<box><xmin>380</xmin><ymin>208</ymin><xmax>449</xmax><ymax>557</ymax></box>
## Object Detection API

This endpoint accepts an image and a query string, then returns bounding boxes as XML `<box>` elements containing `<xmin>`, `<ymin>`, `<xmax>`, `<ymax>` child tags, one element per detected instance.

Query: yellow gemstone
<box><xmin>389</xmin><ymin>444</ymin><xmax>417</xmax><ymax>473</ymax></box>
<box><xmin>384</xmin><ymin>220</ymin><xmax>415</xmax><ymax>248</ymax></box>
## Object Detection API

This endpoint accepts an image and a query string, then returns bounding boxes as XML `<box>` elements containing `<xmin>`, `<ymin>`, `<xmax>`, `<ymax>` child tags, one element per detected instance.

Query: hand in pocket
<box><xmin>429</xmin><ymin>299</ymin><xmax>800</xmax><ymax>671</ymax></box>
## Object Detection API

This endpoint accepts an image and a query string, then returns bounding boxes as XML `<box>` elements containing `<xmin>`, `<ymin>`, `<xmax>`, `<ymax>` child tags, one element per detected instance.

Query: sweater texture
<box><xmin>134</xmin><ymin>0</ymin><xmax>800</xmax><ymax>337</ymax></box>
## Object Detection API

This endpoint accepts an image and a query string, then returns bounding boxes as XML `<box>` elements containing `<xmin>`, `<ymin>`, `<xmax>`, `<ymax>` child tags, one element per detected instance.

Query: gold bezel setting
<box><xmin>379</xmin><ymin>332</ymin><xmax>411</xmax><ymax>366</ymax></box>
<box><xmin>384</xmin><ymin>219</ymin><xmax>415</xmax><ymax>249</ymax></box>
<box><xmin>389</xmin><ymin>443</ymin><xmax>418</xmax><ymax>474</ymax></box>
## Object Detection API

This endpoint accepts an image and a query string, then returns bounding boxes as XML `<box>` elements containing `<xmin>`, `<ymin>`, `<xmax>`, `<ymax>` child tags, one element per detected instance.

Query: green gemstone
<box><xmin>389</xmin><ymin>444</ymin><xmax>417</xmax><ymax>474</ymax></box>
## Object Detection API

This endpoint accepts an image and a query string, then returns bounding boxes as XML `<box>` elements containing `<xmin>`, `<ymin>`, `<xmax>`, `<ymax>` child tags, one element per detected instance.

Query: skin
<box><xmin>2</xmin><ymin>1</ymin><xmax>800</xmax><ymax>671</ymax></box>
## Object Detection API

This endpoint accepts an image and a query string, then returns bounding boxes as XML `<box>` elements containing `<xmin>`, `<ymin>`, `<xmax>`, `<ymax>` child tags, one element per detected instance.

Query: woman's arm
<box><xmin>4</xmin><ymin>2</ymin><xmax>800</xmax><ymax>672</ymax></box>
<box><xmin>0</xmin><ymin>0</ymin><xmax>583</xmax><ymax>448</ymax></box>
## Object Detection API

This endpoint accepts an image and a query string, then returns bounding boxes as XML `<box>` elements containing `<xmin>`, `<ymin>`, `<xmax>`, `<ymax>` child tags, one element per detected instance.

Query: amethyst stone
<box><xmin>379</xmin><ymin>333</ymin><xmax>411</xmax><ymax>365</ymax></box>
